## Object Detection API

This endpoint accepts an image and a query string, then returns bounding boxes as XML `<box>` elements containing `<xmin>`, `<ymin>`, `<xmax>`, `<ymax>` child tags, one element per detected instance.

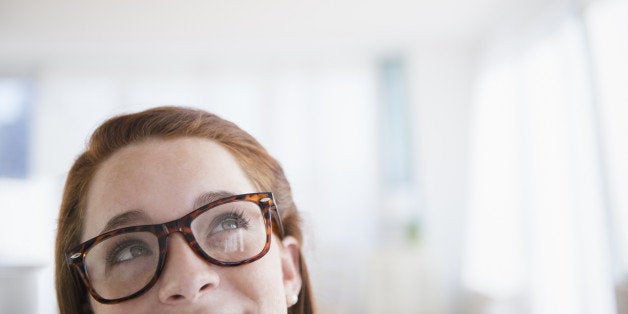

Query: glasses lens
<box><xmin>191</xmin><ymin>200</ymin><xmax>267</xmax><ymax>263</ymax></box>
<box><xmin>84</xmin><ymin>231</ymin><xmax>159</xmax><ymax>300</ymax></box>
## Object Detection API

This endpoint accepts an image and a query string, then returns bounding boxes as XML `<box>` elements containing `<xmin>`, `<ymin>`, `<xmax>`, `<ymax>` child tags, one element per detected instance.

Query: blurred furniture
<box><xmin>617</xmin><ymin>279</ymin><xmax>628</xmax><ymax>314</ymax></box>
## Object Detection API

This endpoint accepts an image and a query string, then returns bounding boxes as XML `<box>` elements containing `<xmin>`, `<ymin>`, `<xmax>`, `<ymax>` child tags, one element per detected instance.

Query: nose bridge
<box><xmin>157</xmin><ymin>221</ymin><xmax>220</xmax><ymax>303</ymax></box>
<box><xmin>162</xmin><ymin>218</ymin><xmax>197</xmax><ymax>253</ymax></box>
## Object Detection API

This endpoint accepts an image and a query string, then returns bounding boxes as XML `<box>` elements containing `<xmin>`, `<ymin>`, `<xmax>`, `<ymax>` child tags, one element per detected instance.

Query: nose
<box><xmin>157</xmin><ymin>233</ymin><xmax>219</xmax><ymax>304</ymax></box>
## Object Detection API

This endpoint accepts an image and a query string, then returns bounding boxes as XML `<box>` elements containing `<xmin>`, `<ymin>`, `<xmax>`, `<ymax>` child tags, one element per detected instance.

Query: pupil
<box><xmin>130</xmin><ymin>246</ymin><xmax>146</xmax><ymax>257</ymax></box>
<box><xmin>222</xmin><ymin>219</ymin><xmax>238</xmax><ymax>230</ymax></box>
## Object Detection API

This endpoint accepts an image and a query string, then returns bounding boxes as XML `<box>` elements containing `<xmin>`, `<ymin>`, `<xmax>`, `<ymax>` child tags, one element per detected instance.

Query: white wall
<box><xmin>410</xmin><ymin>47</ymin><xmax>475</xmax><ymax>312</ymax></box>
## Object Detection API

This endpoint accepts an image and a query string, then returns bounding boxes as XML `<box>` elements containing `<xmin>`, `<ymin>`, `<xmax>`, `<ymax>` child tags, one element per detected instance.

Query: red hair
<box><xmin>55</xmin><ymin>106</ymin><xmax>315</xmax><ymax>313</ymax></box>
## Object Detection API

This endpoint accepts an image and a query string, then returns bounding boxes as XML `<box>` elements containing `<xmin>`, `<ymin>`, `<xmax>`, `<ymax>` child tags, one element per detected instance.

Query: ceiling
<box><xmin>0</xmin><ymin>0</ymin><xmax>555</xmax><ymax>61</ymax></box>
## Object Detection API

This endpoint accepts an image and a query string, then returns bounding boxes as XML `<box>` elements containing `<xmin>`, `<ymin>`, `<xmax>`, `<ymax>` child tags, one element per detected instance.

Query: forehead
<box><xmin>82</xmin><ymin>137</ymin><xmax>256</xmax><ymax>240</ymax></box>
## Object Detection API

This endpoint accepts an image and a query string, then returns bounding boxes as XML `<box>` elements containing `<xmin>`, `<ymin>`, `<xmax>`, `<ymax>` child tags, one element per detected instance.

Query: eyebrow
<box><xmin>100</xmin><ymin>190</ymin><xmax>237</xmax><ymax>234</ymax></box>
<box><xmin>100</xmin><ymin>210</ymin><xmax>149</xmax><ymax>234</ymax></box>
<box><xmin>193</xmin><ymin>190</ymin><xmax>236</xmax><ymax>209</ymax></box>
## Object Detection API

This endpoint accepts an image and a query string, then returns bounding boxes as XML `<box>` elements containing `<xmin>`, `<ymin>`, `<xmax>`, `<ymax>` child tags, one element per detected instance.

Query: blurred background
<box><xmin>0</xmin><ymin>0</ymin><xmax>627</xmax><ymax>313</ymax></box>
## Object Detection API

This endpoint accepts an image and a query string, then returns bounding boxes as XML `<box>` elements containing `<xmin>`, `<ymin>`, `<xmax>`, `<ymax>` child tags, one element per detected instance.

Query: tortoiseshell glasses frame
<box><xmin>65</xmin><ymin>192</ymin><xmax>284</xmax><ymax>304</ymax></box>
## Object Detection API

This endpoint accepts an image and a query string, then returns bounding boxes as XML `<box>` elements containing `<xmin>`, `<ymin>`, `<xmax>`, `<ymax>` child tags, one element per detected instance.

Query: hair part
<box><xmin>55</xmin><ymin>106</ymin><xmax>315</xmax><ymax>313</ymax></box>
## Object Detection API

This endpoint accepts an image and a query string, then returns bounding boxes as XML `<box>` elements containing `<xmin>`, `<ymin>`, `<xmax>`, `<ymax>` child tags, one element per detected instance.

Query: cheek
<box><xmin>90</xmin><ymin>298</ymin><xmax>143</xmax><ymax>314</ymax></box>
<box><xmin>224</xmin><ymin>243</ymin><xmax>287</xmax><ymax>307</ymax></box>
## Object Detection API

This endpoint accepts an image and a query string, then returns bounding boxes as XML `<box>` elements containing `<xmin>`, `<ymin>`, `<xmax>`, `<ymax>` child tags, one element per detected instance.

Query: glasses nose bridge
<box><xmin>163</xmin><ymin>217</ymin><xmax>186</xmax><ymax>235</ymax></box>
<box><xmin>161</xmin><ymin>217</ymin><xmax>199</xmax><ymax>258</ymax></box>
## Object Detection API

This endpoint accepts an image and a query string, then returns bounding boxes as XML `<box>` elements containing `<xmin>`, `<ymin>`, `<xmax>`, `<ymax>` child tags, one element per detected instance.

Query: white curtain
<box><xmin>463</xmin><ymin>1</ymin><xmax>628</xmax><ymax>313</ymax></box>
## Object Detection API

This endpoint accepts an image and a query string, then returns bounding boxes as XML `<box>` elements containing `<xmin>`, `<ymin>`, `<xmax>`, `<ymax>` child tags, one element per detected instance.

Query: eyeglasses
<box><xmin>66</xmin><ymin>192</ymin><xmax>284</xmax><ymax>304</ymax></box>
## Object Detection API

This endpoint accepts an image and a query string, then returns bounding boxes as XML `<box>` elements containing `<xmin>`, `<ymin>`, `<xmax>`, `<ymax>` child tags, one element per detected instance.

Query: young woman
<box><xmin>55</xmin><ymin>107</ymin><xmax>315</xmax><ymax>313</ymax></box>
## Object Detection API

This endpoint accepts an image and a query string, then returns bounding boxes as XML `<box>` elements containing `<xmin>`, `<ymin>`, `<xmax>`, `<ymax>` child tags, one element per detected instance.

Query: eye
<box><xmin>209</xmin><ymin>212</ymin><xmax>250</xmax><ymax>235</ymax></box>
<box><xmin>108</xmin><ymin>241</ymin><xmax>153</xmax><ymax>264</ymax></box>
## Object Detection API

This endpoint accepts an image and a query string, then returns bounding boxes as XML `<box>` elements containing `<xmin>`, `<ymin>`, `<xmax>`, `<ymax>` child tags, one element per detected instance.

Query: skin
<box><xmin>82</xmin><ymin>137</ymin><xmax>302</xmax><ymax>314</ymax></box>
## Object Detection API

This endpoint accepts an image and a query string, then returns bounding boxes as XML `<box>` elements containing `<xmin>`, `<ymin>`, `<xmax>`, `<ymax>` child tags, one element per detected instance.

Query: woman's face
<box><xmin>82</xmin><ymin>137</ymin><xmax>302</xmax><ymax>313</ymax></box>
